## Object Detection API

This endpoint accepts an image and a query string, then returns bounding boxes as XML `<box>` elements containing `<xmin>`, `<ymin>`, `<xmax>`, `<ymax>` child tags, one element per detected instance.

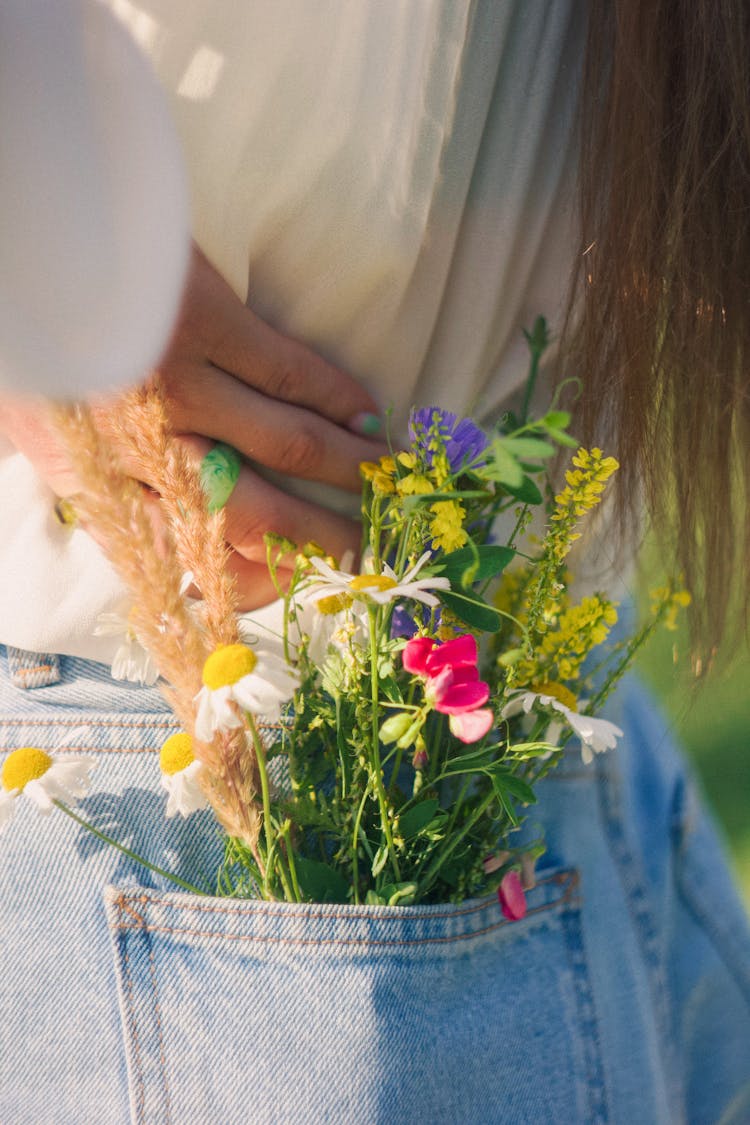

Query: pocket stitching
<box><xmin>109</xmin><ymin>870</ymin><xmax>580</xmax><ymax>950</ymax></box>
<box><xmin>117</xmin><ymin>897</ymin><xmax>175</xmax><ymax>1125</ymax></box>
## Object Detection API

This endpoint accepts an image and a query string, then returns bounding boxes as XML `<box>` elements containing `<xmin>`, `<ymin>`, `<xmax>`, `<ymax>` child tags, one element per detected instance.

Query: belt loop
<box><xmin>7</xmin><ymin>646</ymin><xmax>62</xmax><ymax>689</ymax></box>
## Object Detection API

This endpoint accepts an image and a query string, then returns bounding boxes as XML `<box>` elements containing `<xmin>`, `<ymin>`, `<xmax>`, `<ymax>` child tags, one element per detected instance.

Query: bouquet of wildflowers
<box><xmin>0</xmin><ymin>320</ymin><xmax>689</xmax><ymax>911</ymax></box>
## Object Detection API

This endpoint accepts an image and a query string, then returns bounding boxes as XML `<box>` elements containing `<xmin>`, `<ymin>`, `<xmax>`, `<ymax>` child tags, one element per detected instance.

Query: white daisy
<box><xmin>0</xmin><ymin>746</ymin><xmax>96</xmax><ymax>830</ymax></box>
<box><xmin>295</xmin><ymin>591</ymin><xmax>369</xmax><ymax>666</ymax></box>
<box><xmin>501</xmin><ymin>689</ymin><xmax>623</xmax><ymax>764</ymax></box>
<box><xmin>94</xmin><ymin>604</ymin><xmax>159</xmax><ymax>686</ymax></box>
<box><xmin>194</xmin><ymin>643</ymin><xmax>298</xmax><ymax>740</ymax></box>
<box><xmin>159</xmin><ymin>732</ymin><xmax>209</xmax><ymax>818</ymax></box>
<box><xmin>306</xmin><ymin>551</ymin><xmax>450</xmax><ymax>610</ymax></box>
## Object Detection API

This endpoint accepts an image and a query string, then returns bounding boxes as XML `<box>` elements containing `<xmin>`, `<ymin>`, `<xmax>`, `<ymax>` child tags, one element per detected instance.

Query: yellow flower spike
<box><xmin>2</xmin><ymin>747</ymin><xmax>52</xmax><ymax>793</ymax></box>
<box><xmin>159</xmin><ymin>733</ymin><xmax>195</xmax><ymax>777</ymax></box>
<box><xmin>429</xmin><ymin>500</ymin><xmax>468</xmax><ymax>552</ymax></box>
<box><xmin>202</xmin><ymin>644</ymin><xmax>258</xmax><ymax>690</ymax></box>
<box><xmin>397</xmin><ymin>473</ymin><xmax>434</xmax><ymax>496</ymax></box>
<box><xmin>532</xmin><ymin>682</ymin><xmax>579</xmax><ymax>712</ymax></box>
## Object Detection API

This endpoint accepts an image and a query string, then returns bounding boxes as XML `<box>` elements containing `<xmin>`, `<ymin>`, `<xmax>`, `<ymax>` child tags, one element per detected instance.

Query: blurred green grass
<box><xmin>635</xmin><ymin>575</ymin><xmax>750</xmax><ymax>909</ymax></box>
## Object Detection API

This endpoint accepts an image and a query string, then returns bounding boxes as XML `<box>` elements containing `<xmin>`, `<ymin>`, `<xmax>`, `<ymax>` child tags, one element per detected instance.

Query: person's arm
<box><xmin>0</xmin><ymin>245</ymin><xmax>385</xmax><ymax>609</ymax></box>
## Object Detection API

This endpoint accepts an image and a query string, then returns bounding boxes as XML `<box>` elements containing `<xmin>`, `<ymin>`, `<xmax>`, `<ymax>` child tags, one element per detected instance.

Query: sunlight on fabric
<box><xmin>108</xmin><ymin>0</ymin><xmax>163</xmax><ymax>55</ymax></box>
<box><xmin>177</xmin><ymin>46</ymin><xmax>225</xmax><ymax>102</ymax></box>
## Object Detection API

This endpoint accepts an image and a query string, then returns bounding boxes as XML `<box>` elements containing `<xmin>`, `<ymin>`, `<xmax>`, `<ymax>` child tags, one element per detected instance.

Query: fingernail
<box><xmin>350</xmin><ymin>411</ymin><xmax>382</xmax><ymax>436</ymax></box>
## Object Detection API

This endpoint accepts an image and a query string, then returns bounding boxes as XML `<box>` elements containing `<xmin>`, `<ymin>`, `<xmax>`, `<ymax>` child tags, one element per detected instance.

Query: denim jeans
<box><xmin>1</xmin><ymin>645</ymin><xmax>749</xmax><ymax>1124</ymax></box>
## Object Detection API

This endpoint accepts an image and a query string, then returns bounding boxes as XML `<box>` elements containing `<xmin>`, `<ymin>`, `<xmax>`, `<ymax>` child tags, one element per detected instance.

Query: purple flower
<box><xmin>390</xmin><ymin>606</ymin><xmax>418</xmax><ymax>639</ymax></box>
<box><xmin>408</xmin><ymin>407</ymin><xmax>489</xmax><ymax>473</ymax></box>
<box><xmin>390</xmin><ymin>604</ymin><xmax>441</xmax><ymax>640</ymax></box>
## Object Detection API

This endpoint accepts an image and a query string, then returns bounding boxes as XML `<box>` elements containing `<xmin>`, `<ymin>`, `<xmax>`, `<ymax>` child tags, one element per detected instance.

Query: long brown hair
<box><xmin>570</xmin><ymin>0</ymin><xmax>750</xmax><ymax>655</ymax></box>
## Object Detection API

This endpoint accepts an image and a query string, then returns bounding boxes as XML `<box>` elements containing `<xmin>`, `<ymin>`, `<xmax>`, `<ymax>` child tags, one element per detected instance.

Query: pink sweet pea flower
<box><xmin>449</xmin><ymin>708</ymin><xmax>494</xmax><ymax>743</ymax></box>
<box><xmin>423</xmin><ymin>633</ymin><xmax>478</xmax><ymax>674</ymax></box>
<box><xmin>402</xmin><ymin>634</ymin><xmax>493</xmax><ymax>743</ymax></box>
<box><xmin>427</xmin><ymin>665</ymin><xmax>490</xmax><ymax>714</ymax></box>
<box><xmin>402</xmin><ymin>636</ymin><xmax>437</xmax><ymax>676</ymax></box>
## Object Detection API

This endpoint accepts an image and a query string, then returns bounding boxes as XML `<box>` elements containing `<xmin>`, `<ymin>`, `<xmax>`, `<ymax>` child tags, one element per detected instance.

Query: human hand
<box><xmin>0</xmin><ymin>244</ymin><xmax>386</xmax><ymax>608</ymax></box>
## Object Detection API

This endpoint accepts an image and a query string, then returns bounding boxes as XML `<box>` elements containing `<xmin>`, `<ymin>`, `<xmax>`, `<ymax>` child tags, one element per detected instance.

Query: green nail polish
<box><xmin>358</xmin><ymin>412</ymin><xmax>382</xmax><ymax>436</ymax></box>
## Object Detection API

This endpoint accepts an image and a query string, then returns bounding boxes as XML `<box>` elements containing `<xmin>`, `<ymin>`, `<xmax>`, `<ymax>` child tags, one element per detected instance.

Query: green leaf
<box><xmin>543</xmin><ymin>410</ymin><xmax>571</xmax><ymax>429</ymax></box>
<box><xmin>491</xmin><ymin>777</ymin><xmax>520</xmax><ymax>826</ymax></box>
<box><xmin>431</xmin><ymin>544</ymin><xmax>515</xmax><ymax>588</ymax></box>
<box><xmin>547</xmin><ymin>427</ymin><xmax>579</xmax><ymax>448</ymax></box>
<box><xmin>437</xmin><ymin>589</ymin><xmax>502</xmax><ymax>633</ymax></box>
<box><xmin>487</xmin><ymin>443</ymin><xmax>524</xmax><ymax>487</ymax></box>
<box><xmin>442</xmin><ymin>746</ymin><xmax>496</xmax><ymax>774</ymax></box>
<box><xmin>490</xmin><ymin>769</ymin><xmax>537</xmax><ymax>805</ymax></box>
<box><xmin>501</xmin><ymin>437</ymin><xmax>555</xmax><ymax>460</ymax></box>
<box><xmin>294</xmin><ymin>856</ymin><xmax>349</xmax><ymax>904</ymax></box>
<box><xmin>372</xmin><ymin>844</ymin><xmax>389</xmax><ymax>878</ymax></box>
<box><xmin>397</xmin><ymin>798</ymin><xmax>440</xmax><ymax>839</ymax></box>
<box><xmin>502</xmin><ymin>475</ymin><xmax>543</xmax><ymax>505</ymax></box>
<box><xmin>380</xmin><ymin>882</ymin><xmax>419</xmax><ymax>906</ymax></box>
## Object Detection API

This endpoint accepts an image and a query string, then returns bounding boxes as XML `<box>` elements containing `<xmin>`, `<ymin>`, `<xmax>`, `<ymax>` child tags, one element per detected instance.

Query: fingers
<box><xmin>180</xmin><ymin>246</ymin><xmax>381</xmax><ymax>431</ymax></box>
<box><xmin>174</xmin><ymin>434</ymin><xmax>359</xmax><ymax>566</ymax></box>
<box><xmin>111</xmin><ymin>429</ymin><xmax>359</xmax><ymax>570</ymax></box>
<box><xmin>221</xmin><ymin>463</ymin><xmax>360</xmax><ymax>566</ymax></box>
<box><xmin>161</xmin><ymin>362</ymin><xmax>383</xmax><ymax>492</ymax></box>
<box><xmin>0</xmin><ymin>394</ymin><xmax>81</xmax><ymax>497</ymax></box>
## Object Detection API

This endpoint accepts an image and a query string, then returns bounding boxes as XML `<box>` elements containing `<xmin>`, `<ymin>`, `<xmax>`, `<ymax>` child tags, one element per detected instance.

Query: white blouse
<box><xmin>0</xmin><ymin>0</ymin><xmax>588</xmax><ymax>659</ymax></box>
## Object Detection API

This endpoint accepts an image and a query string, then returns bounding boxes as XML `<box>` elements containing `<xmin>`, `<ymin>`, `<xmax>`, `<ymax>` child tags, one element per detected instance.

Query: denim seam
<box><xmin>109</xmin><ymin>892</ymin><xmax>580</xmax><ymax>949</ymax></box>
<box><xmin>146</xmin><ymin>928</ymin><xmax>173</xmax><ymax>1125</ymax></box>
<box><xmin>113</xmin><ymin>870</ymin><xmax>578</xmax><ymax>926</ymax></box>
<box><xmin>596</xmin><ymin>757</ymin><xmax>684</xmax><ymax>1114</ymax></box>
<box><xmin>0</xmin><ymin>717</ymin><xmax>179</xmax><ymax>729</ymax></box>
<box><xmin>117</xmin><ymin>899</ymin><xmax>147</xmax><ymax>1124</ymax></box>
<box><xmin>560</xmin><ymin>906</ymin><xmax>610</xmax><ymax>1122</ymax></box>
<box><xmin>675</xmin><ymin>852</ymin><xmax>750</xmax><ymax>1009</ymax></box>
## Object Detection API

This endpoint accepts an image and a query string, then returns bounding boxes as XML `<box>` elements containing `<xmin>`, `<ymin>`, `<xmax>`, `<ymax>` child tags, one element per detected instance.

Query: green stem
<box><xmin>247</xmin><ymin>713</ymin><xmax>292</xmax><ymax>900</ymax></box>
<box><xmin>280</xmin><ymin>821</ymin><xmax>302</xmax><ymax>903</ymax></box>
<box><xmin>54</xmin><ymin>801</ymin><xmax>207</xmax><ymax>896</ymax></box>
<box><xmin>367</xmin><ymin>606</ymin><xmax>401</xmax><ymax>883</ymax></box>
<box><xmin>584</xmin><ymin>608</ymin><xmax>665</xmax><ymax>715</ymax></box>
<box><xmin>418</xmin><ymin>788</ymin><xmax>498</xmax><ymax>897</ymax></box>
<box><xmin>351</xmin><ymin>785</ymin><xmax>371</xmax><ymax>905</ymax></box>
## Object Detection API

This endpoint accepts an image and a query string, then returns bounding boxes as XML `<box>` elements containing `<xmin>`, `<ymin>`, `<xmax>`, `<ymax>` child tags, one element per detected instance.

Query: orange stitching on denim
<box><xmin>146</xmin><ymin>930</ymin><xmax>173</xmax><ymax>1124</ymax></box>
<box><xmin>0</xmin><ymin>718</ymin><xmax>179</xmax><ymax>728</ymax></box>
<box><xmin>12</xmin><ymin>664</ymin><xmax>56</xmax><ymax>677</ymax></box>
<box><xmin>113</xmin><ymin>872</ymin><xmax>580</xmax><ymax>949</ymax></box>
<box><xmin>118</xmin><ymin>897</ymin><xmax>148</xmax><ymax>927</ymax></box>
<box><xmin>119</xmin><ymin>870</ymin><xmax>577</xmax><ymax>926</ymax></box>
<box><xmin>114</xmin><ymin>906</ymin><xmax>562</xmax><ymax>949</ymax></box>
<box><xmin>117</xmin><ymin>897</ymin><xmax>146</xmax><ymax>1122</ymax></box>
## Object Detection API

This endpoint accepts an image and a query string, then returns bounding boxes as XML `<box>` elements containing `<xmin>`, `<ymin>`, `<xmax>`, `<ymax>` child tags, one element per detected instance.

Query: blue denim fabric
<box><xmin>1</xmin><ymin>645</ymin><xmax>748</xmax><ymax>1124</ymax></box>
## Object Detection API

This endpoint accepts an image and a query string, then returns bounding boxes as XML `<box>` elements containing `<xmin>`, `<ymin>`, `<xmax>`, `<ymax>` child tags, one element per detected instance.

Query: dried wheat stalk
<box><xmin>54</xmin><ymin>402</ymin><xmax>262</xmax><ymax>856</ymax></box>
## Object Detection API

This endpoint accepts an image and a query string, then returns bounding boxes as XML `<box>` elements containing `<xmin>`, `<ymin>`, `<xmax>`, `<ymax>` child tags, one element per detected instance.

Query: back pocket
<box><xmin>105</xmin><ymin>868</ymin><xmax>608</xmax><ymax>1124</ymax></box>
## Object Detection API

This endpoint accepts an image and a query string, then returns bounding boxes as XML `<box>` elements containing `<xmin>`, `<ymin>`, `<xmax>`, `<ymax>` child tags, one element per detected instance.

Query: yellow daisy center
<box><xmin>2</xmin><ymin>747</ymin><xmax>52</xmax><ymax>793</ymax></box>
<box><xmin>532</xmin><ymin>681</ymin><xmax>578</xmax><ymax>712</ymax></box>
<box><xmin>349</xmin><ymin>574</ymin><xmax>397</xmax><ymax>594</ymax></box>
<box><xmin>202</xmin><ymin>644</ymin><xmax>257</xmax><ymax>689</ymax></box>
<box><xmin>159</xmin><ymin>732</ymin><xmax>195</xmax><ymax>776</ymax></box>
<box><xmin>316</xmin><ymin>592</ymin><xmax>354</xmax><ymax>616</ymax></box>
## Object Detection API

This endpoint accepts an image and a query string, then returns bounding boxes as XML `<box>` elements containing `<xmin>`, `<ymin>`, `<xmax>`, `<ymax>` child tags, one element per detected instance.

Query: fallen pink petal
<box><xmin>498</xmin><ymin>870</ymin><xmax>527</xmax><ymax>921</ymax></box>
